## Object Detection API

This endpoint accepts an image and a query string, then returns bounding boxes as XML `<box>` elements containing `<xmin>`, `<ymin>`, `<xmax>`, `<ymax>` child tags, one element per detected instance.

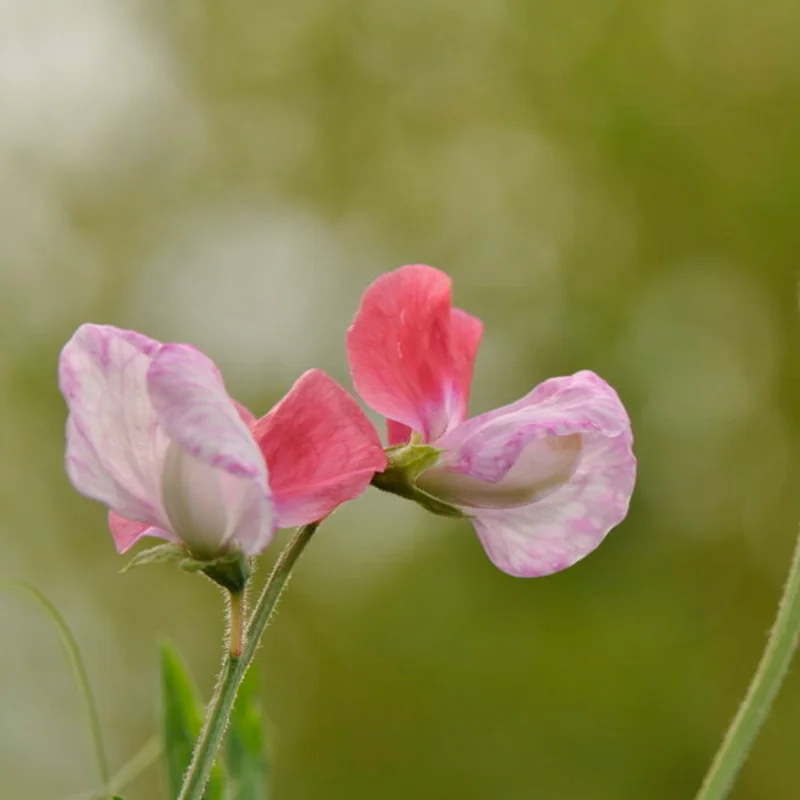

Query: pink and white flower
<box><xmin>59</xmin><ymin>324</ymin><xmax>386</xmax><ymax>558</ymax></box>
<box><xmin>347</xmin><ymin>265</ymin><xmax>636</xmax><ymax>577</ymax></box>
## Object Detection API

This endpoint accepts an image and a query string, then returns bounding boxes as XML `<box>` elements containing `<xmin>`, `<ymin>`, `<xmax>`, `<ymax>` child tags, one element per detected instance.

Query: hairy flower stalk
<box><xmin>178</xmin><ymin>522</ymin><xmax>320</xmax><ymax>800</ymax></box>
<box><xmin>696</xmin><ymin>526</ymin><xmax>800</xmax><ymax>800</ymax></box>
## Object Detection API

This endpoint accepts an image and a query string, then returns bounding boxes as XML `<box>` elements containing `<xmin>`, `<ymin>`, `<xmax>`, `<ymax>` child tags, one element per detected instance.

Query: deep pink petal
<box><xmin>387</xmin><ymin>419</ymin><xmax>412</xmax><ymax>446</ymax></box>
<box><xmin>252</xmin><ymin>369</ymin><xmax>386</xmax><ymax>527</ymax></box>
<box><xmin>147</xmin><ymin>344</ymin><xmax>275</xmax><ymax>554</ymax></box>
<box><xmin>58</xmin><ymin>324</ymin><xmax>170</xmax><ymax>528</ymax></box>
<box><xmin>108</xmin><ymin>511</ymin><xmax>177</xmax><ymax>554</ymax></box>
<box><xmin>347</xmin><ymin>264</ymin><xmax>480</xmax><ymax>442</ymax></box>
<box><xmin>470</xmin><ymin>429</ymin><xmax>635</xmax><ymax>577</ymax></box>
<box><xmin>449</xmin><ymin>308</ymin><xmax>483</xmax><ymax>421</ymax></box>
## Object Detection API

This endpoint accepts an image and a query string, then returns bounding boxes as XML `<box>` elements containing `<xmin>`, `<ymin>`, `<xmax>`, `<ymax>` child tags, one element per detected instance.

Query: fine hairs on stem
<box><xmin>696</xmin><ymin>526</ymin><xmax>800</xmax><ymax>799</ymax></box>
<box><xmin>178</xmin><ymin>521</ymin><xmax>321</xmax><ymax>800</ymax></box>
<box><xmin>227</xmin><ymin>589</ymin><xmax>245</xmax><ymax>658</ymax></box>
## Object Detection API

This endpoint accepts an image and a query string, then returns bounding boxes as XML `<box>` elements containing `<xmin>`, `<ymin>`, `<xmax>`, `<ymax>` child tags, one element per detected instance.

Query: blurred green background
<box><xmin>0</xmin><ymin>0</ymin><xmax>797</xmax><ymax>797</ymax></box>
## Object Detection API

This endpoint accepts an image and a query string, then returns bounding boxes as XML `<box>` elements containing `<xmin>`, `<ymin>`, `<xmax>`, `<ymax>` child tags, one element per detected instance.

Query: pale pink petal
<box><xmin>108</xmin><ymin>511</ymin><xmax>177</xmax><ymax>554</ymax></box>
<box><xmin>58</xmin><ymin>324</ymin><xmax>170</xmax><ymax>528</ymax></box>
<box><xmin>433</xmin><ymin>371</ymin><xmax>631</xmax><ymax>484</ymax></box>
<box><xmin>470</xmin><ymin>429</ymin><xmax>636</xmax><ymax>577</ymax></box>
<box><xmin>147</xmin><ymin>344</ymin><xmax>275</xmax><ymax>555</ymax></box>
<box><xmin>147</xmin><ymin>345</ymin><xmax>264</xmax><ymax>479</ymax></box>
<box><xmin>347</xmin><ymin>264</ymin><xmax>480</xmax><ymax>441</ymax></box>
<box><xmin>415</xmin><ymin>371</ymin><xmax>635</xmax><ymax>577</ymax></box>
<box><xmin>252</xmin><ymin>369</ymin><xmax>386</xmax><ymax>528</ymax></box>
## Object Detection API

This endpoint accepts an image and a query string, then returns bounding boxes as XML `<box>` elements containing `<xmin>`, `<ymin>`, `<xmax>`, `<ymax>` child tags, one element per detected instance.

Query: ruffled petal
<box><xmin>108</xmin><ymin>511</ymin><xmax>176</xmax><ymax>554</ymax></box>
<box><xmin>433</xmin><ymin>370</ymin><xmax>631</xmax><ymax>484</ymax></box>
<box><xmin>347</xmin><ymin>264</ymin><xmax>482</xmax><ymax>441</ymax></box>
<box><xmin>252</xmin><ymin>369</ymin><xmax>387</xmax><ymax>527</ymax></box>
<box><xmin>470</xmin><ymin>429</ymin><xmax>635</xmax><ymax>577</ymax></box>
<box><xmin>417</xmin><ymin>371</ymin><xmax>636</xmax><ymax>577</ymax></box>
<box><xmin>147</xmin><ymin>344</ymin><xmax>275</xmax><ymax>555</ymax></box>
<box><xmin>58</xmin><ymin>324</ymin><xmax>170</xmax><ymax>527</ymax></box>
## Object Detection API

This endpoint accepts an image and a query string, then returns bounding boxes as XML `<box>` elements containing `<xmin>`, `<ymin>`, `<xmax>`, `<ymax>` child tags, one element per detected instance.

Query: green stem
<box><xmin>177</xmin><ymin>522</ymin><xmax>320</xmax><ymax>800</ymax></box>
<box><xmin>696</xmin><ymin>527</ymin><xmax>800</xmax><ymax>800</ymax></box>
<box><xmin>0</xmin><ymin>581</ymin><xmax>111</xmax><ymax>792</ymax></box>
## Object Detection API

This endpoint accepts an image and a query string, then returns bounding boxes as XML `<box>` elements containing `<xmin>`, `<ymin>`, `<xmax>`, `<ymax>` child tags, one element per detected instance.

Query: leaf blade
<box><xmin>159</xmin><ymin>641</ymin><xmax>226</xmax><ymax>800</ymax></box>
<box><xmin>226</xmin><ymin>666</ymin><xmax>269</xmax><ymax>800</ymax></box>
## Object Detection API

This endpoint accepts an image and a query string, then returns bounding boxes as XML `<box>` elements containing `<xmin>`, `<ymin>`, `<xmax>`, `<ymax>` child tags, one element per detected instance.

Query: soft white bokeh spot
<box><xmin>129</xmin><ymin>200</ymin><xmax>363</xmax><ymax>391</ymax></box>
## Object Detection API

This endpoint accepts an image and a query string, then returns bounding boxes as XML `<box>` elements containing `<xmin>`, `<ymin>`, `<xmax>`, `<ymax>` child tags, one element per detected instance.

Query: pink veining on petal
<box><xmin>415</xmin><ymin>370</ymin><xmax>636</xmax><ymax>578</ymax></box>
<box><xmin>147</xmin><ymin>343</ymin><xmax>275</xmax><ymax>555</ymax></box>
<box><xmin>58</xmin><ymin>324</ymin><xmax>170</xmax><ymax>529</ymax></box>
<box><xmin>436</xmin><ymin>370</ymin><xmax>631</xmax><ymax>484</ymax></box>
<box><xmin>471</xmin><ymin>427</ymin><xmax>635</xmax><ymax>577</ymax></box>
<box><xmin>347</xmin><ymin>264</ymin><xmax>482</xmax><ymax>442</ymax></box>
<box><xmin>252</xmin><ymin>369</ymin><xmax>386</xmax><ymax>528</ymax></box>
<box><xmin>147</xmin><ymin>344</ymin><xmax>265</xmax><ymax>480</ymax></box>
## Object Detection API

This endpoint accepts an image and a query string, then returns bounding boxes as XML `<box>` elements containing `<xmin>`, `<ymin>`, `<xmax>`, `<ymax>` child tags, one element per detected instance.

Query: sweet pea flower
<box><xmin>59</xmin><ymin>324</ymin><xmax>386</xmax><ymax>562</ymax></box>
<box><xmin>346</xmin><ymin>265</ymin><xmax>636</xmax><ymax>578</ymax></box>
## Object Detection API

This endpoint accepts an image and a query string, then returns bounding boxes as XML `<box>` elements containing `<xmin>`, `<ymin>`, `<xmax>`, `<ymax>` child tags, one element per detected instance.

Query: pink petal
<box><xmin>418</xmin><ymin>371</ymin><xmax>636</xmax><ymax>577</ymax></box>
<box><xmin>147</xmin><ymin>344</ymin><xmax>275</xmax><ymax>555</ymax></box>
<box><xmin>387</xmin><ymin>419</ymin><xmax>412</xmax><ymax>446</ymax></box>
<box><xmin>58</xmin><ymin>324</ymin><xmax>170</xmax><ymax>528</ymax></box>
<box><xmin>434</xmin><ymin>370</ymin><xmax>632</xmax><ymax>484</ymax></box>
<box><xmin>346</xmin><ymin>264</ymin><xmax>483</xmax><ymax>442</ymax></box>
<box><xmin>449</xmin><ymin>308</ymin><xmax>483</xmax><ymax>422</ymax></box>
<box><xmin>471</xmin><ymin>429</ymin><xmax>635</xmax><ymax>577</ymax></box>
<box><xmin>108</xmin><ymin>511</ymin><xmax>177</xmax><ymax>554</ymax></box>
<box><xmin>251</xmin><ymin>369</ymin><xmax>387</xmax><ymax>527</ymax></box>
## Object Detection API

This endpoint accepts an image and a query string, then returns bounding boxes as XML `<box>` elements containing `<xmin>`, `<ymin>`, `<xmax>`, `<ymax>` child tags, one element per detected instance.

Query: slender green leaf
<box><xmin>159</xmin><ymin>642</ymin><xmax>226</xmax><ymax>800</ymax></box>
<box><xmin>0</xmin><ymin>581</ymin><xmax>110</xmax><ymax>791</ymax></box>
<box><xmin>226</xmin><ymin>667</ymin><xmax>268</xmax><ymax>800</ymax></box>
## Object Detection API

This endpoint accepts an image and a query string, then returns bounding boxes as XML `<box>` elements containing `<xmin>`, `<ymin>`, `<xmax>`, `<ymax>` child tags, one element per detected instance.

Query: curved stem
<box><xmin>178</xmin><ymin>522</ymin><xmax>320</xmax><ymax>800</ymax></box>
<box><xmin>696</xmin><ymin>527</ymin><xmax>800</xmax><ymax>800</ymax></box>
<box><xmin>0</xmin><ymin>581</ymin><xmax>111</xmax><ymax>792</ymax></box>
<box><xmin>107</xmin><ymin>735</ymin><xmax>161</xmax><ymax>796</ymax></box>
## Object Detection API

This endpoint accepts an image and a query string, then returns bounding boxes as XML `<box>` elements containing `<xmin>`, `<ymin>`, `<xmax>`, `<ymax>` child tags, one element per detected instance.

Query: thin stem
<box><xmin>227</xmin><ymin>590</ymin><xmax>245</xmax><ymax>658</ymax></box>
<box><xmin>178</xmin><ymin>522</ymin><xmax>320</xmax><ymax>800</ymax></box>
<box><xmin>696</xmin><ymin>527</ymin><xmax>800</xmax><ymax>800</ymax></box>
<box><xmin>0</xmin><ymin>581</ymin><xmax>111</xmax><ymax>793</ymax></box>
<box><xmin>107</xmin><ymin>735</ymin><xmax>161</xmax><ymax>796</ymax></box>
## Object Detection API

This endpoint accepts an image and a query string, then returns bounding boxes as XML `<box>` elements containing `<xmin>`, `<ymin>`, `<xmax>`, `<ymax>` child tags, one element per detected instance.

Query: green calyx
<box><xmin>122</xmin><ymin>544</ymin><xmax>251</xmax><ymax>593</ymax></box>
<box><xmin>371</xmin><ymin>441</ymin><xmax>467</xmax><ymax>519</ymax></box>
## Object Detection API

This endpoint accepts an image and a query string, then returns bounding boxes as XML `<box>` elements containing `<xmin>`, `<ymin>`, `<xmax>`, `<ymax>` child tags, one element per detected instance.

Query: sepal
<box><xmin>372</xmin><ymin>442</ymin><xmax>467</xmax><ymax>519</ymax></box>
<box><xmin>121</xmin><ymin>543</ymin><xmax>187</xmax><ymax>572</ymax></box>
<box><xmin>191</xmin><ymin>551</ymin><xmax>252</xmax><ymax>594</ymax></box>
<box><xmin>121</xmin><ymin>543</ymin><xmax>252</xmax><ymax>593</ymax></box>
